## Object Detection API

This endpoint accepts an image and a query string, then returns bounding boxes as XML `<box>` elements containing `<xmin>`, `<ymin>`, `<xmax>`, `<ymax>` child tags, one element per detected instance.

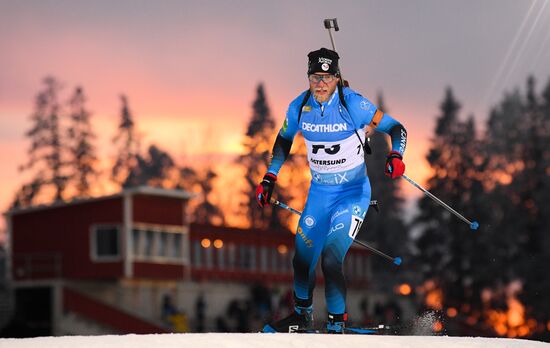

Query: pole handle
<box><xmin>324</xmin><ymin>18</ymin><xmax>339</xmax><ymax>31</ymax></box>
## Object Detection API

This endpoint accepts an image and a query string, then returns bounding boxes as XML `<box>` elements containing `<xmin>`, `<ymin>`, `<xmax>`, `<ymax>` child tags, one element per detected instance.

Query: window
<box><xmin>238</xmin><ymin>244</ymin><xmax>256</xmax><ymax>270</ymax></box>
<box><xmin>227</xmin><ymin>243</ymin><xmax>236</xmax><ymax>270</ymax></box>
<box><xmin>171</xmin><ymin>234</ymin><xmax>182</xmax><ymax>258</ymax></box>
<box><xmin>205</xmin><ymin>246</ymin><xmax>213</xmax><ymax>269</ymax></box>
<box><xmin>92</xmin><ymin>225</ymin><xmax>120</xmax><ymax>260</ymax></box>
<box><xmin>144</xmin><ymin>230</ymin><xmax>154</xmax><ymax>256</ymax></box>
<box><xmin>157</xmin><ymin>232</ymin><xmax>168</xmax><ymax>257</ymax></box>
<box><xmin>131</xmin><ymin>225</ymin><xmax>187</xmax><ymax>262</ymax></box>
<box><xmin>270</xmin><ymin>248</ymin><xmax>278</xmax><ymax>272</ymax></box>
<box><xmin>193</xmin><ymin>240</ymin><xmax>202</xmax><ymax>267</ymax></box>
<box><xmin>249</xmin><ymin>246</ymin><xmax>257</xmax><ymax>271</ymax></box>
<box><xmin>260</xmin><ymin>246</ymin><xmax>268</xmax><ymax>272</ymax></box>
<box><xmin>133</xmin><ymin>229</ymin><xmax>142</xmax><ymax>256</ymax></box>
<box><xmin>216</xmin><ymin>247</ymin><xmax>225</xmax><ymax>270</ymax></box>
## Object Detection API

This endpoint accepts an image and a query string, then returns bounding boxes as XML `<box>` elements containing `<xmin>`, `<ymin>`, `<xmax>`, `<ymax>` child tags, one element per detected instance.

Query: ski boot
<box><xmin>262</xmin><ymin>296</ymin><xmax>313</xmax><ymax>333</ymax></box>
<box><xmin>326</xmin><ymin>312</ymin><xmax>347</xmax><ymax>334</ymax></box>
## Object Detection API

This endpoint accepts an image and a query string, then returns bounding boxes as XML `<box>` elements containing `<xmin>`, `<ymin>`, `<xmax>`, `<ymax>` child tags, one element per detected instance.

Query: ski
<box><xmin>260</xmin><ymin>324</ymin><xmax>396</xmax><ymax>335</ymax></box>
<box><xmin>298</xmin><ymin>324</ymin><xmax>395</xmax><ymax>334</ymax></box>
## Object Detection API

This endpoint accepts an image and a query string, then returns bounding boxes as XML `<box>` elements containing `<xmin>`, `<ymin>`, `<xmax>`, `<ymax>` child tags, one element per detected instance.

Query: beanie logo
<box><xmin>318</xmin><ymin>57</ymin><xmax>332</xmax><ymax>64</ymax></box>
<box><xmin>321</xmin><ymin>63</ymin><xmax>330</xmax><ymax>71</ymax></box>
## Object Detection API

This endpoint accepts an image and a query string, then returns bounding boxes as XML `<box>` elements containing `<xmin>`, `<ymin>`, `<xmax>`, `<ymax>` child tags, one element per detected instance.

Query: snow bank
<box><xmin>0</xmin><ymin>333</ymin><xmax>547</xmax><ymax>348</ymax></box>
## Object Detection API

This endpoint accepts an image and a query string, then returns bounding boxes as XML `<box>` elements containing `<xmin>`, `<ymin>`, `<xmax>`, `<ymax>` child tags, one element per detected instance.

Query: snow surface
<box><xmin>0</xmin><ymin>334</ymin><xmax>547</xmax><ymax>348</ymax></box>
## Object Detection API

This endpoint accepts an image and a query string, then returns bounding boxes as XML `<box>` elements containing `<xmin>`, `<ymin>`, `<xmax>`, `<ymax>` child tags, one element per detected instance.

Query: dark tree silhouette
<box><xmin>67</xmin><ymin>86</ymin><xmax>98</xmax><ymax>197</ymax></box>
<box><xmin>112</xmin><ymin>95</ymin><xmax>141</xmax><ymax>187</ymax></box>
<box><xmin>125</xmin><ymin>144</ymin><xmax>176</xmax><ymax>187</ymax></box>
<box><xmin>413</xmin><ymin>88</ymin><xmax>489</xmax><ymax>316</ymax></box>
<box><xmin>193</xmin><ymin>168</ymin><xmax>226</xmax><ymax>225</ymax></box>
<box><xmin>485</xmin><ymin>77</ymin><xmax>550</xmax><ymax>333</ymax></box>
<box><xmin>15</xmin><ymin>76</ymin><xmax>68</xmax><ymax>206</ymax></box>
<box><xmin>238</xmin><ymin>83</ymin><xmax>288</xmax><ymax>229</ymax></box>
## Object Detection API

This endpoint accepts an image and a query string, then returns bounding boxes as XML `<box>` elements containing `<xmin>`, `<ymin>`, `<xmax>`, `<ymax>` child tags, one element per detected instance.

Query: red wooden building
<box><xmin>3</xmin><ymin>186</ymin><xmax>373</xmax><ymax>336</ymax></box>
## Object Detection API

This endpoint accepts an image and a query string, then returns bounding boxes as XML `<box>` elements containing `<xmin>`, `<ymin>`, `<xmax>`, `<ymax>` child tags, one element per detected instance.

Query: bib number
<box><xmin>348</xmin><ymin>216</ymin><xmax>363</xmax><ymax>240</ymax></box>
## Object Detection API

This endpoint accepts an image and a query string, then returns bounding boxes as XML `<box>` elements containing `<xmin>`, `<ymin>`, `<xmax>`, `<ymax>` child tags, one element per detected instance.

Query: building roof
<box><xmin>4</xmin><ymin>186</ymin><xmax>195</xmax><ymax>217</ymax></box>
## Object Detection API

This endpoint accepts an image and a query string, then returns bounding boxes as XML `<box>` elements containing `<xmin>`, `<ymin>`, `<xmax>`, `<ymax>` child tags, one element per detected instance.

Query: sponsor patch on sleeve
<box><xmin>281</xmin><ymin>117</ymin><xmax>289</xmax><ymax>133</ymax></box>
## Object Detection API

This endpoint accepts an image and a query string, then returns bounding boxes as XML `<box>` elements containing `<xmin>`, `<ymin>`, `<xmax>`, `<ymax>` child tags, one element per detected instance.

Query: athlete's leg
<box><xmin>261</xmin><ymin>186</ymin><xmax>331</xmax><ymax>333</ymax></box>
<box><xmin>321</xmin><ymin>179</ymin><xmax>371</xmax><ymax>316</ymax></box>
<box><xmin>293</xmin><ymin>187</ymin><xmax>330</xmax><ymax>304</ymax></box>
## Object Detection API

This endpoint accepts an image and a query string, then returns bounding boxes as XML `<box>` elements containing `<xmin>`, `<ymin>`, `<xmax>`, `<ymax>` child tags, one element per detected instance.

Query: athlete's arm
<box><xmin>268</xmin><ymin>134</ymin><xmax>293</xmax><ymax>175</ymax></box>
<box><xmin>377</xmin><ymin>116</ymin><xmax>407</xmax><ymax>155</ymax></box>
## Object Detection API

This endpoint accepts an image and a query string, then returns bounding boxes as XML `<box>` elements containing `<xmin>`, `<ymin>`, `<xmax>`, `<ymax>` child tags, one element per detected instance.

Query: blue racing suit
<box><xmin>267</xmin><ymin>86</ymin><xmax>407</xmax><ymax>316</ymax></box>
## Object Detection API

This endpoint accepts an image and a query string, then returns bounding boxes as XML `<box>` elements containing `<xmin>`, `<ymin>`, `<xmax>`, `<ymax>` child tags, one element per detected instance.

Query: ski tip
<box><xmin>261</xmin><ymin>325</ymin><xmax>277</xmax><ymax>333</ymax></box>
<box><xmin>470</xmin><ymin>221</ymin><xmax>479</xmax><ymax>231</ymax></box>
<box><xmin>344</xmin><ymin>327</ymin><xmax>378</xmax><ymax>334</ymax></box>
<box><xmin>393</xmin><ymin>257</ymin><xmax>402</xmax><ymax>266</ymax></box>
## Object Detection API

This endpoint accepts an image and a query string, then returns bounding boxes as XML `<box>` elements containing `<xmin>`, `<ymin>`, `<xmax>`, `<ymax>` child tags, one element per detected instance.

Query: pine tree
<box><xmin>67</xmin><ymin>86</ymin><xmax>98</xmax><ymax>197</ymax></box>
<box><xmin>11</xmin><ymin>178</ymin><xmax>43</xmax><ymax>209</ymax></box>
<box><xmin>485</xmin><ymin>77</ymin><xmax>550</xmax><ymax>330</ymax></box>
<box><xmin>413</xmin><ymin>88</ymin><xmax>489</xmax><ymax>312</ymax></box>
<box><xmin>238</xmin><ymin>83</ymin><xmax>287</xmax><ymax>229</ymax></box>
<box><xmin>16</xmin><ymin>76</ymin><xmax>68</xmax><ymax>206</ymax></box>
<box><xmin>193</xmin><ymin>168</ymin><xmax>226</xmax><ymax>225</ymax></box>
<box><xmin>125</xmin><ymin>144</ymin><xmax>176</xmax><ymax>187</ymax></box>
<box><xmin>177</xmin><ymin>166</ymin><xmax>200</xmax><ymax>193</ymax></box>
<box><xmin>414</xmin><ymin>88</ymin><xmax>461</xmax><ymax>278</ymax></box>
<box><xmin>521</xmin><ymin>77</ymin><xmax>550</xmax><ymax>329</ymax></box>
<box><xmin>112</xmin><ymin>95</ymin><xmax>141</xmax><ymax>187</ymax></box>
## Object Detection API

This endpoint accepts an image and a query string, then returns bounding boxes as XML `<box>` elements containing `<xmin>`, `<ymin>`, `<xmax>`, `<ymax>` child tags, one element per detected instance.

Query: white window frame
<box><xmin>131</xmin><ymin>223</ymin><xmax>187</xmax><ymax>263</ymax></box>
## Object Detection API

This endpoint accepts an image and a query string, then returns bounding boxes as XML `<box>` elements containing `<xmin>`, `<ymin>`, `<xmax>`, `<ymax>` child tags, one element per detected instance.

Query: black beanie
<box><xmin>307</xmin><ymin>48</ymin><xmax>340</xmax><ymax>75</ymax></box>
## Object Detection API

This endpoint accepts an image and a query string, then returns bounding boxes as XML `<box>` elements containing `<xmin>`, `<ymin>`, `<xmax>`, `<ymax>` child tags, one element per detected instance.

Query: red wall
<box><xmin>11</xmin><ymin>193</ymin><xmax>191</xmax><ymax>282</ymax></box>
<box><xmin>133</xmin><ymin>195</ymin><xmax>185</xmax><ymax>225</ymax></box>
<box><xmin>133</xmin><ymin>262</ymin><xmax>186</xmax><ymax>279</ymax></box>
<box><xmin>11</xmin><ymin>197</ymin><xmax>124</xmax><ymax>280</ymax></box>
<box><xmin>189</xmin><ymin>223</ymin><xmax>294</xmax><ymax>247</ymax></box>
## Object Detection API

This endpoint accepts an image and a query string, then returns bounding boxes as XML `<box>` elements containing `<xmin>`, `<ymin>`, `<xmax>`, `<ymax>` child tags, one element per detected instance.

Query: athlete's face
<box><xmin>309</xmin><ymin>73</ymin><xmax>339</xmax><ymax>103</ymax></box>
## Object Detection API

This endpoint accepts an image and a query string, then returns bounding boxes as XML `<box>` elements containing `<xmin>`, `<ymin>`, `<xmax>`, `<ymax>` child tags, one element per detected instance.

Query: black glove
<box><xmin>255</xmin><ymin>173</ymin><xmax>277</xmax><ymax>208</ymax></box>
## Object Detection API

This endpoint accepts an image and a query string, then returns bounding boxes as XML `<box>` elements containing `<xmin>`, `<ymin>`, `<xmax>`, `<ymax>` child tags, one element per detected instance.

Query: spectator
<box><xmin>162</xmin><ymin>294</ymin><xmax>189</xmax><ymax>333</ymax></box>
<box><xmin>195</xmin><ymin>293</ymin><xmax>206</xmax><ymax>332</ymax></box>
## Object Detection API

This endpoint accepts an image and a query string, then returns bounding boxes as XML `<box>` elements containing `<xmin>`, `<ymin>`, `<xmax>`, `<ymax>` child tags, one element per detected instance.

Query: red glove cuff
<box><xmin>264</xmin><ymin>173</ymin><xmax>277</xmax><ymax>182</ymax></box>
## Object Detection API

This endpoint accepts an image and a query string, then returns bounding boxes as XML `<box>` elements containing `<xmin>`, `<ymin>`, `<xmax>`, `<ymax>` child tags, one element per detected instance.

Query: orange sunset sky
<box><xmin>1</xmin><ymin>1</ymin><xmax>550</xmax><ymax>231</ymax></box>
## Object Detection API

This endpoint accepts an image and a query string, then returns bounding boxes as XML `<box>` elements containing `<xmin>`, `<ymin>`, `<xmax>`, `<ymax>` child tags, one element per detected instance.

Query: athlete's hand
<box><xmin>385</xmin><ymin>151</ymin><xmax>405</xmax><ymax>179</ymax></box>
<box><xmin>256</xmin><ymin>173</ymin><xmax>277</xmax><ymax>207</ymax></box>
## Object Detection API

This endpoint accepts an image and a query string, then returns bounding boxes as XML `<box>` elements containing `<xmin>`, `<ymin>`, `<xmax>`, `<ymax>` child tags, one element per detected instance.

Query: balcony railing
<box><xmin>12</xmin><ymin>252</ymin><xmax>62</xmax><ymax>280</ymax></box>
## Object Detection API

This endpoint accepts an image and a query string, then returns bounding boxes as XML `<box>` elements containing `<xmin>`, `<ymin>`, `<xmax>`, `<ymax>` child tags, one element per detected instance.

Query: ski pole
<box><xmin>401</xmin><ymin>174</ymin><xmax>479</xmax><ymax>230</ymax></box>
<box><xmin>323</xmin><ymin>18</ymin><xmax>345</xmax><ymax>87</ymax></box>
<box><xmin>270</xmin><ymin>198</ymin><xmax>402</xmax><ymax>266</ymax></box>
